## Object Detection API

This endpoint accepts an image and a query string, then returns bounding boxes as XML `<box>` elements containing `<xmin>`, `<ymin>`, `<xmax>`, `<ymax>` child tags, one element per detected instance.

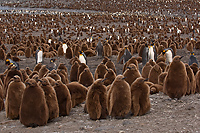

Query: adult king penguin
<box><xmin>35</xmin><ymin>47</ymin><xmax>43</xmax><ymax>64</ymax></box>
<box><xmin>142</xmin><ymin>43</ymin><xmax>149</xmax><ymax>66</ymax></box>
<box><xmin>148</xmin><ymin>40</ymin><xmax>157</xmax><ymax>62</ymax></box>
<box><xmin>189</xmin><ymin>52</ymin><xmax>198</xmax><ymax>66</ymax></box>
<box><xmin>62</xmin><ymin>43</ymin><xmax>68</xmax><ymax>54</ymax></box>
<box><xmin>79</xmin><ymin>51</ymin><xmax>87</xmax><ymax>64</ymax></box>
<box><xmin>5</xmin><ymin>59</ymin><xmax>20</xmax><ymax>70</ymax></box>
<box><xmin>162</xmin><ymin>48</ymin><xmax>174</xmax><ymax>64</ymax></box>
<box><xmin>96</xmin><ymin>36</ymin><xmax>103</xmax><ymax>57</ymax></box>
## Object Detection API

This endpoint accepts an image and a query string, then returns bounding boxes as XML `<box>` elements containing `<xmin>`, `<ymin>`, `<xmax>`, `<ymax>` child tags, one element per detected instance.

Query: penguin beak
<box><xmin>179</xmin><ymin>56</ymin><xmax>184</xmax><ymax>59</ymax></box>
<box><xmin>38</xmin><ymin>79</ymin><xmax>42</xmax><ymax>82</ymax></box>
<box><xmin>26</xmin><ymin>82</ymin><xmax>31</xmax><ymax>85</ymax></box>
<box><xmin>101</xmin><ymin>78</ymin><xmax>107</xmax><ymax>82</ymax></box>
<box><xmin>122</xmin><ymin>77</ymin><xmax>127</xmax><ymax>80</ymax></box>
<box><xmin>144</xmin><ymin>78</ymin><xmax>149</xmax><ymax>81</ymax></box>
<box><xmin>106</xmin><ymin>69</ymin><xmax>109</xmax><ymax>71</ymax></box>
<box><xmin>127</xmin><ymin>66</ymin><xmax>131</xmax><ymax>69</ymax></box>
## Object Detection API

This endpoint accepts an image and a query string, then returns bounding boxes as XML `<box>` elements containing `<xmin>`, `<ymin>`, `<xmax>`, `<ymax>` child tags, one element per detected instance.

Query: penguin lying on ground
<box><xmin>189</xmin><ymin>52</ymin><xmax>198</xmax><ymax>66</ymax></box>
<box><xmin>5</xmin><ymin>59</ymin><xmax>20</xmax><ymax>70</ymax></box>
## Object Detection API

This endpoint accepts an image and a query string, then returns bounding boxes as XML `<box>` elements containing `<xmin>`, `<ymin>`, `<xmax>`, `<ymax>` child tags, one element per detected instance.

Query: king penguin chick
<box><xmin>189</xmin><ymin>52</ymin><xmax>198</xmax><ymax>66</ymax></box>
<box><xmin>54</xmin><ymin>80</ymin><xmax>72</xmax><ymax>116</ymax></box>
<box><xmin>39</xmin><ymin>77</ymin><xmax>59</xmax><ymax>121</ymax></box>
<box><xmin>86</xmin><ymin>79</ymin><xmax>108</xmax><ymax>120</ymax></box>
<box><xmin>35</xmin><ymin>47</ymin><xmax>43</xmax><ymax>64</ymax></box>
<box><xmin>130</xmin><ymin>77</ymin><xmax>150</xmax><ymax>116</ymax></box>
<box><xmin>78</xmin><ymin>68</ymin><xmax>94</xmax><ymax>87</ymax></box>
<box><xmin>79</xmin><ymin>51</ymin><xmax>87</xmax><ymax>64</ymax></box>
<box><xmin>5</xmin><ymin>75</ymin><xmax>25</xmax><ymax>119</ymax></box>
<box><xmin>162</xmin><ymin>48</ymin><xmax>174</xmax><ymax>64</ymax></box>
<box><xmin>19</xmin><ymin>79</ymin><xmax>49</xmax><ymax>127</ymax></box>
<box><xmin>163</xmin><ymin>56</ymin><xmax>188</xmax><ymax>99</ymax></box>
<box><xmin>107</xmin><ymin>75</ymin><xmax>131</xmax><ymax>118</ymax></box>
<box><xmin>119</xmin><ymin>47</ymin><xmax>132</xmax><ymax>64</ymax></box>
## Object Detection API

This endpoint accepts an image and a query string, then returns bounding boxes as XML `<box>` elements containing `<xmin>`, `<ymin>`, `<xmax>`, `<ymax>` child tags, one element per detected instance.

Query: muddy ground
<box><xmin>0</xmin><ymin>44</ymin><xmax>200</xmax><ymax>132</ymax></box>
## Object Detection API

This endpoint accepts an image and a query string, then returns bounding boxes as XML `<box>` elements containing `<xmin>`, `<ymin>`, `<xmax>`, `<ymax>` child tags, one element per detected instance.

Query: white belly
<box><xmin>166</xmin><ymin>50</ymin><xmax>173</xmax><ymax>63</ymax></box>
<box><xmin>37</xmin><ymin>51</ymin><xmax>43</xmax><ymax>63</ymax></box>
<box><xmin>62</xmin><ymin>44</ymin><xmax>68</xmax><ymax>53</ymax></box>
<box><xmin>148</xmin><ymin>47</ymin><xmax>155</xmax><ymax>62</ymax></box>
<box><xmin>79</xmin><ymin>55</ymin><xmax>86</xmax><ymax>64</ymax></box>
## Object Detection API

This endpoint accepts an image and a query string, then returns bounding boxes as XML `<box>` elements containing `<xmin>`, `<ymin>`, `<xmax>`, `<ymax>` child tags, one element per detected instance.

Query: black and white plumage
<box><xmin>47</xmin><ymin>59</ymin><xmax>57</xmax><ymax>71</ymax></box>
<box><xmin>35</xmin><ymin>47</ymin><xmax>43</xmax><ymax>64</ymax></box>
<box><xmin>119</xmin><ymin>47</ymin><xmax>132</xmax><ymax>64</ymax></box>
<box><xmin>162</xmin><ymin>48</ymin><xmax>174</xmax><ymax>63</ymax></box>
<box><xmin>79</xmin><ymin>51</ymin><xmax>87</xmax><ymax>64</ymax></box>
<box><xmin>96</xmin><ymin>37</ymin><xmax>103</xmax><ymax>56</ymax></box>
<box><xmin>189</xmin><ymin>52</ymin><xmax>198</xmax><ymax>66</ymax></box>
<box><xmin>5</xmin><ymin>59</ymin><xmax>20</xmax><ymax>70</ymax></box>
<box><xmin>142</xmin><ymin>43</ymin><xmax>149</xmax><ymax>66</ymax></box>
<box><xmin>148</xmin><ymin>42</ymin><xmax>157</xmax><ymax>62</ymax></box>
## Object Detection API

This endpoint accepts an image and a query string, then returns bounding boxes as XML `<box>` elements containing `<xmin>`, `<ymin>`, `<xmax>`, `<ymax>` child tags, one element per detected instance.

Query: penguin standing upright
<box><xmin>62</xmin><ymin>43</ymin><xmax>68</xmax><ymax>54</ymax></box>
<box><xmin>35</xmin><ymin>47</ymin><xmax>43</xmax><ymax>64</ymax></box>
<box><xmin>119</xmin><ymin>47</ymin><xmax>132</xmax><ymax>64</ymax></box>
<box><xmin>79</xmin><ymin>51</ymin><xmax>87</xmax><ymax>64</ymax></box>
<box><xmin>162</xmin><ymin>48</ymin><xmax>174</xmax><ymax>64</ymax></box>
<box><xmin>189</xmin><ymin>52</ymin><xmax>198</xmax><ymax>66</ymax></box>
<box><xmin>47</xmin><ymin>59</ymin><xmax>57</xmax><ymax>71</ymax></box>
<box><xmin>5</xmin><ymin>59</ymin><xmax>20</xmax><ymax>70</ymax></box>
<box><xmin>96</xmin><ymin>36</ymin><xmax>103</xmax><ymax>57</ymax></box>
<box><xmin>142</xmin><ymin>43</ymin><xmax>149</xmax><ymax>66</ymax></box>
<box><xmin>148</xmin><ymin>41</ymin><xmax>157</xmax><ymax>62</ymax></box>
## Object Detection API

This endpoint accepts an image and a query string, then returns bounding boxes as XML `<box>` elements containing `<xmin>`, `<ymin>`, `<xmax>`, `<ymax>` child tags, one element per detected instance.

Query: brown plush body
<box><xmin>38</xmin><ymin>65</ymin><xmax>49</xmax><ymax>79</ymax></box>
<box><xmin>33</xmin><ymin>63</ymin><xmax>42</xmax><ymax>72</ymax></box>
<box><xmin>54</xmin><ymin>80</ymin><xmax>72</xmax><ymax>116</ymax></box>
<box><xmin>47</xmin><ymin>70</ymin><xmax>61</xmax><ymax>81</ymax></box>
<box><xmin>94</xmin><ymin>63</ymin><xmax>107</xmax><ymax>80</ymax></box>
<box><xmin>195</xmin><ymin>70</ymin><xmax>200</xmax><ymax>93</ymax></box>
<box><xmin>86</xmin><ymin>79</ymin><xmax>108</xmax><ymax>120</ymax></box>
<box><xmin>78</xmin><ymin>68</ymin><xmax>94</xmax><ymax>87</ymax></box>
<box><xmin>65</xmin><ymin>47</ymin><xmax>73</xmax><ymax>59</ymax></box>
<box><xmin>130</xmin><ymin>77</ymin><xmax>150</xmax><ymax>116</ymax></box>
<box><xmin>103</xmin><ymin>43</ymin><xmax>112</xmax><ymax>57</ymax></box>
<box><xmin>163</xmin><ymin>56</ymin><xmax>188</xmax><ymax>99</ymax></box>
<box><xmin>185</xmin><ymin>64</ymin><xmax>196</xmax><ymax>95</ymax></box>
<box><xmin>77</xmin><ymin>63</ymin><xmax>88</xmax><ymax>80</ymax></box>
<box><xmin>5</xmin><ymin>76</ymin><xmax>25</xmax><ymax>119</ymax></box>
<box><xmin>103</xmin><ymin>68</ymin><xmax>116</xmax><ymax>86</ymax></box>
<box><xmin>70</xmin><ymin>61</ymin><xmax>79</xmax><ymax>82</ymax></box>
<box><xmin>25</xmin><ymin>47</ymin><xmax>32</xmax><ymax>58</ymax></box>
<box><xmin>107</xmin><ymin>75</ymin><xmax>131</xmax><ymax>118</ymax></box>
<box><xmin>66</xmin><ymin>82</ymin><xmax>88</xmax><ymax>108</ymax></box>
<box><xmin>158</xmin><ymin>72</ymin><xmax>168</xmax><ymax>86</ymax></box>
<box><xmin>105</xmin><ymin>59</ymin><xmax>116</xmax><ymax>73</ymax></box>
<box><xmin>150</xmin><ymin>84</ymin><xmax>163</xmax><ymax>94</ymax></box>
<box><xmin>148</xmin><ymin>64</ymin><xmax>162</xmax><ymax>84</ymax></box>
<box><xmin>20</xmin><ymin>79</ymin><xmax>49</xmax><ymax>127</ymax></box>
<box><xmin>142</xmin><ymin>62</ymin><xmax>152</xmax><ymax>78</ymax></box>
<box><xmin>39</xmin><ymin>78</ymin><xmax>59</xmax><ymax>120</ymax></box>
<box><xmin>123</xmin><ymin>64</ymin><xmax>141</xmax><ymax>86</ymax></box>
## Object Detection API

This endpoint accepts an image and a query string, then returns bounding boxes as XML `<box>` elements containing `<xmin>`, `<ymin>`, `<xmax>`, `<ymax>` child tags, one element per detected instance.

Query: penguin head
<box><xmin>136</xmin><ymin>77</ymin><xmax>148</xmax><ymax>84</ymax></box>
<box><xmin>38</xmin><ymin>77</ymin><xmax>50</xmax><ymax>86</ymax></box>
<box><xmin>50</xmin><ymin>58</ymin><xmax>57</xmax><ymax>63</ymax></box>
<box><xmin>162</xmin><ymin>50</ymin><xmax>166</xmax><ymax>55</ymax></box>
<box><xmin>55</xmin><ymin>80</ymin><xmax>62</xmax><ymax>86</ymax></box>
<box><xmin>13</xmin><ymin>75</ymin><xmax>21</xmax><ymax>82</ymax></box>
<box><xmin>190</xmin><ymin>52</ymin><xmax>195</xmax><ymax>56</ymax></box>
<box><xmin>173</xmin><ymin>55</ymin><xmax>184</xmax><ymax>62</ymax></box>
<box><xmin>25</xmin><ymin>79</ymin><xmax>37</xmax><ymax>87</ymax></box>
<box><xmin>32</xmin><ymin>74</ymin><xmax>39</xmax><ymax>82</ymax></box>
<box><xmin>5</xmin><ymin>59</ymin><xmax>10</xmax><ymax>66</ymax></box>
<box><xmin>127</xmin><ymin>64</ymin><xmax>137</xmax><ymax>70</ymax></box>
<box><xmin>94</xmin><ymin>78</ymin><xmax>105</xmax><ymax>87</ymax></box>
<box><xmin>115</xmin><ymin>75</ymin><xmax>126</xmax><ymax>82</ymax></box>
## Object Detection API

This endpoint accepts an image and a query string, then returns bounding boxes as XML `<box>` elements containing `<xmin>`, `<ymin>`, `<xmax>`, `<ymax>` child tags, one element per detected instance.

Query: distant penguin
<box><xmin>148</xmin><ymin>64</ymin><xmax>162</xmax><ymax>84</ymax></box>
<box><xmin>157</xmin><ymin>61</ymin><xmax>167</xmax><ymax>72</ymax></box>
<box><xmin>38</xmin><ymin>65</ymin><xmax>49</xmax><ymax>79</ymax></box>
<box><xmin>54</xmin><ymin>80</ymin><xmax>72</xmax><ymax>116</ymax></box>
<box><xmin>35</xmin><ymin>47</ymin><xmax>43</xmax><ymax>64</ymax></box>
<box><xmin>20</xmin><ymin>69</ymin><xmax>29</xmax><ymax>82</ymax></box>
<box><xmin>123</xmin><ymin>57</ymin><xmax>139</xmax><ymax>73</ymax></box>
<box><xmin>105</xmin><ymin>59</ymin><xmax>117</xmax><ymax>73</ymax></box>
<box><xmin>148</xmin><ymin>41</ymin><xmax>157</xmax><ymax>62</ymax></box>
<box><xmin>57</xmin><ymin>45</ymin><xmax>64</xmax><ymax>56</ymax></box>
<box><xmin>163</xmin><ymin>56</ymin><xmax>188</xmax><ymax>99</ymax></box>
<box><xmin>62</xmin><ymin>43</ymin><xmax>68</xmax><ymax>54</ymax></box>
<box><xmin>142</xmin><ymin>62</ymin><xmax>153</xmax><ymax>78</ymax></box>
<box><xmin>25</xmin><ymin>67</ymin><xmax>32</xmax><ymax>76</ymax></box>
<box><xmin>142</xmin><ymin>43</ymin><xmax>149</xmax><ymax>66</ymax></box>
<box><xmin>33</xmin><ymin>63</ymin><xmax>42</xmax><ymax>72</ymax></box>
<box><xmin>78</xmin><ymin>68</ymin><xmax>94</xmax><ymax>87</ymax></box>
<box><xmin>66</xmin><ymin>82</ymin><xmax>88</xmax><ymax>108</ymax></box>
<box><xmin>5</xmin><ymin>75</ymin><xmax>25</xmax><ymax>119</ymax></box>
<box><xmin>189</xmin><ymin>52</ymin><xmax>198</xmax><ymax>66</ymax></box>
<box><xmin>107</xmin><ymin>75</ymin><xmax>131</xmax><ymax>118</ymax></box>
<box><xmin>65</xmin><ymin>46</ymin><xmax>73</xmax><ymax>59</ymax></box>
<box><xmin>162</xmin><ymin>48</ymin><xmax>174</xmax><ymax>64</ymax></box>
<box><xmin>130</xmin><ymin>77</ymin><xmax>150</xmax><ymax>116</ymax></box>
<box><xmin>25</xmin><ymin>47</ymin><xmax>32</xmax><ymax>58</ymax></box>
<box><xmin>148</xmin><ymin>59</ymin><xmax>156</xmax><ymax>66</ymax></box>
<box><xmin>77</xmin><ymin>63</ymin><xmax>88</xmax><ymax>80</ymax></box>
<box><xmin>57</xmin><ymin>63</ymin><xmax>68</xmax><ymax>74</ymax></box>
<box><xmin>46</xmin><ymin>76</ymin><xmax>56</xmax><ymax>87</ymax></box>
<box><xmin>0</xmin><ymin>48</ymin><xmax>6</xmax><ymax>60</ymax></box>
<box><xmin>119</xmin><ymin>47</ymin><xmax>132</xmax><ymax>64</ymax></box>
<box><xmin>102</xmin><ymin>56</ymin><xmax>109</xmax><ymax>64</ymax></box>
<box><xmin>70</xmin><ymin>61</ymin><xmax>79</xmax><ymax>82</ymax></box>
<box><xmin>94</xmin><ymin>63</ymin><xmax>108</xmax><ymax>80</ymax></box>
<box><xmin>39</xmin><ymin>77</ymin><xmax>59</xmax><ymax>120</ymax></box>
<box><xmin>123</xmin><ymin>64</ymin><xmax>141</xmax><ymax>86</ymax></box>
<box><xmin>47</xmin><ymin>59</ymin><xmax>57</xmax><ymax>71</ymax></box>
<box><xmin>79</xmin><ymin>51</ymin><xmax>87</xmax><ymax>64</ymax></box>
<box><xmin>57</xmin><ymin>69</ymin><xmax>69</xmax><ymax>84</ymax></box>
<box><xmin>86</xmin><ymin>79</ymin><xmax>108</xmax><ymax>120</ymax></box>
<box><xmin>103</xmin><ymin>68</ymin><xmax>116</xmax><ymax>86</ymax></box>
<box><xmin>47</xmin><ymin>70</ymin><xmax>61</xmax><ymax>81</ymax></box>
<box><xmin>20</xmin><ymin>79</ymin><xmax>49</xmax><ymax>127</ymax></box>
<box><xmin>190</xmin><ymin>63</ymin><xmax>198</xmax><ymax>75</ymax></box>
<box><xmin>29</xmin><ymin>71</ymin><xmax>39</xmax><ymax>79</ymax></box>
<box><xmin>103</xmin><ymin>41</ymin><xmax>112</xmax><ymax>57</ymax></box>
<box><xmin>5</xmin><ymin>59</ymin><xmax>20</xmax><ymax>70</ymax></box>
<box><xmin>96</xmin><ymin>37</ymin><xmax>104</xmax><ymax>57</ymax></box>
<box><xmin>158</xmin><ymin>72</ymin><xmax>168</xmax><ymax>86</ymax></box>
